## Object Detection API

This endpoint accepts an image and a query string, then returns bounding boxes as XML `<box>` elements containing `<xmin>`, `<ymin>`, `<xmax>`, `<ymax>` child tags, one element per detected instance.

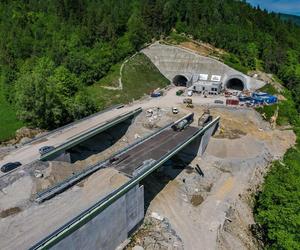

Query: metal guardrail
<box><xmin>30</xmin><ymin>116</ymin><xmax>220</xmax><ymax>250</ymax></box>
<box><xmin>39</xmin><ymin>107</ymin><xmax>142</xmax><ymax>161</ymax></box>
<box><xmin>22</xmin><ymin>104</ymin><xmax>124</xmax><ymax>146</ymax></box>
<box><xmin>35</xmin><ymin>113</ymin><xmax>195</xmax><ymax>203</ymax></box>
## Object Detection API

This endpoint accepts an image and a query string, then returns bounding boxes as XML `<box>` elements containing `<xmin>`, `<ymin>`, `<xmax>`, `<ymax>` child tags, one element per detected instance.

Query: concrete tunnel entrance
<box><xmin>226</xmin><ymin>78</ymin><xmax>245</xmax><ymax>91</ymax></box>
<box><xmin>173</xmin><ymin>75</ymin><xmax>188</xmax><ymax>86</ymax></box>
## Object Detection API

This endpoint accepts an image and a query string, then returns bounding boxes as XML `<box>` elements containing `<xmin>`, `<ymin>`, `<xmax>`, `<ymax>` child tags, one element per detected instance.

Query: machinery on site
<box><xmin>198</xmin><ymin>110</ymin><xmax>213</xmax><ymax>128</ymax></box>
<box><xmin>183</xmin><ymin>98</ymin><xmax>194</xmax><ymax>108</ymax></box>
<box><xmin>183</xmin><ymin>98</ymin><xmax>192</xmax><ymax>104</ymax></box>
<box><xmin>172</xmin><ymin>113</ymin><xmax>194</xmax><ymax>131</ymax></box>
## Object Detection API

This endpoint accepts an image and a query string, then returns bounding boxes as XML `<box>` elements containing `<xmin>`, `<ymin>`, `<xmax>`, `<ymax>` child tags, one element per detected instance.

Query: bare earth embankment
<box><xmin>128</xmin><ymin>105</ymin><xmax>295</xmax><ymax>250</ymax></box>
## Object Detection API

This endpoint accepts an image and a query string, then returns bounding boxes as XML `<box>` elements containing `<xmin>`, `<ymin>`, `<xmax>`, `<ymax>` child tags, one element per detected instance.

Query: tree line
<box><xmin>1</xmin><ymin>0</ymin><xmax>300</xmax><ymax>125</ymax></box>
<box><xmin>1</xmin><ymin>1</ymin><xmax>300</xmax><ymax>248</ymax></box>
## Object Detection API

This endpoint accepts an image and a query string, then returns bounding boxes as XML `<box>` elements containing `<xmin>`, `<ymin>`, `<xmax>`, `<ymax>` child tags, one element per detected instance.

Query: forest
<box><xmin>0</xmin><ymin>1</ymin><xmax>299</xmax><ymax>248</ymax></box>
<box><xmin>1</xmin><ymin>0</ymin><xmax>300</xmax><ymax>129</ymax></box>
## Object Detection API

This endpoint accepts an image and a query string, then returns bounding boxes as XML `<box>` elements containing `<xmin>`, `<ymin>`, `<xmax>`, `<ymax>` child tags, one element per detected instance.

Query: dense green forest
<box><xmin>0</xmin><ymin>1</ymin><xmax>300</xmax><ymax>248</ymax></box>
<box><xmin>279</xmin><ymin>13</ymin><xmax>300</xmax><ymax>26</ymax></box>
<box><xmin>1</xmin><ymin>0</ymin><xmax>300</xmax><ymax>129</ymax></box>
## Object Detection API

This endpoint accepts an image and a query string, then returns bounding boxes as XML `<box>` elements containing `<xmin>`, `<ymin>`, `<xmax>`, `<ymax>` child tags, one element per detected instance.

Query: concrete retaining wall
<box><xmin>51</xmin><ymin>185</ymin><xmax>144</xmax><ymax>250</ymax></box>
<box><xmin>142</xmin><ymin>43</ymin><xmax>265</xmax><ymax>90</ymax></box>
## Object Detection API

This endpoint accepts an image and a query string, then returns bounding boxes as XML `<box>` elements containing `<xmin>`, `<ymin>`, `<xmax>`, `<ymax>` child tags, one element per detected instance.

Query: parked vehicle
<box><xmin>176</xmin><ymin>90</ymin><xmax>184</xmax><ymax>96</ymax></box>
<box><xmin>183</xmin><ymin>98</ymin><xmax>193</xmax><ymax>104</ymax></box>
<box><xmin>172</xmin><ymin>107</ymin><xmax>179</xmax><ymax>114</ymax></box>
<box><xmin>214</xmin><ymin>100</ymin><xmax>224</xmax><ymax>104</ymax></box>
<box><xmin>1</xmin><ymin>162</ymin><xmax>22</xmax><ymax>173</ymax></box>
<box><xmin>226</xmin><ymin>98</ymin><xmax>239</xmax><ymax>106</ymax></box>
<box><xmin>39</xmin><ymin>146</ymin><xmax>55</xmax><ymax>155</ymax></box>
<box><xmin>187</xmin><ymin>90</ymin><xmax>193</xmax><ymax>96</ymax></box>
<box><xmin>150</xmin><ymin>91</ymin><xmax>161</xmax><ymax>97</ymax></box>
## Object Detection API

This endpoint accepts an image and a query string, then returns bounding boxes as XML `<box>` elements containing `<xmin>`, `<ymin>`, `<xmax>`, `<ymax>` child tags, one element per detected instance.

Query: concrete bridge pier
<box><xmin>178</xmin><ymin>121</ymin><xmax>218</xmax><ymax>162</ymax></box>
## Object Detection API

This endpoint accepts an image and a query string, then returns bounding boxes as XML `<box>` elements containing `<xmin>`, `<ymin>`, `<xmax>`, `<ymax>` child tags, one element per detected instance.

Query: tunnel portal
<box><xmin>173</xmin><ymin>75</ymin><xmax>188</xmax><ymax>86</ymax></box>
<box><xmin>226</xmin><ymin>78</ymin><xmax>245</xmax><ymax>91</ymax></box>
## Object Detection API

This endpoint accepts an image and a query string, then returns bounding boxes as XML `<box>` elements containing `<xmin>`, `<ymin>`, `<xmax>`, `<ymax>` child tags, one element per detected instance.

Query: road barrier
<box><xmin>30</xmin><ymin>116</ymin><xmax>220</xmax><ymax>250</ymax></box>
<box><xmin>39</xmin><ymin>107</ymin><xmax>142</xmax><ymax>161</ymax></box>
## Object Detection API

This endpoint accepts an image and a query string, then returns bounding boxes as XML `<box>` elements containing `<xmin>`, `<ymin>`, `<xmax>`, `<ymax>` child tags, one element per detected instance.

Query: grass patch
<box><xmin>164</xmin><ymin>31</ymin><xmax>190</xmax><ymax>45</ymax></box>
<box><xmin>258</xmin><ymin>83</ymin><xmax>278</xmax><ymax>95</ymax></box>
<box><xmin>96</xmin><ymin>62</ymin><xmax>121</xmax><ymax>88</ymax></box>
<box><xmin>121</xmin><ymin>53</ymin><xmax>170</xmax><ymax>100</ymax></box>
<box><xmin>0</xmin><ymin>77</ymin><xmax>24</xmax><ymax>142</ymax></box>
<box><xmin>87</xmin><ymin>53</ymin><xmax>170</xmax><ymax>109</ymax></box>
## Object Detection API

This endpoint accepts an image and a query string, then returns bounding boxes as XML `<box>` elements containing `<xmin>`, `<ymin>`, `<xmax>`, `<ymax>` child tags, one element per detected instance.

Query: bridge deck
<box><xmin>1</xmin><ymin>125</ymin><xmax>204</xmax><ymax>250</ymax></box>
<box><xmin>113</xmin><ymin>126</ymin><xmax>198</xmax><ymax>175</ymax></box>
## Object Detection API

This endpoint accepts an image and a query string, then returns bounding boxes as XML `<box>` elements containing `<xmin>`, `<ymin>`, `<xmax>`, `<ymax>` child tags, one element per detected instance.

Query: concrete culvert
<box><xmin>173</xmin><ymin>75</ymin><xmax>188</xmax><ymax>86</ymax></box>
<box><xmin>226</xmin><ymin>78</ymin><xmax>245</xmax><ymax>91</ymax></box>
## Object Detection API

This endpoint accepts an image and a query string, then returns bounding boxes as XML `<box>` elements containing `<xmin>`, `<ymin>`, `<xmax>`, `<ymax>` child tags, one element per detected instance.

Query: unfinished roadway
<box><xmin>0</xmin><ymin>105</ymin><xmax>142</xmax><ymax>177</ymax></box>
<box><xmin>0</xmin><ymin>111</ymin><xmax>219</xmax><ymax>250</ymax></box>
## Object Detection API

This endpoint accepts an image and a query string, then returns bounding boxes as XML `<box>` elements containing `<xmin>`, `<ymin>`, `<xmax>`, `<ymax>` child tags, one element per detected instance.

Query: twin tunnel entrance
<box><xmin>225</xmin><ymin>78</ymin><xmax>244</xmax><ymax>91</ymax></box>
<box><xmin>173</xmin><ymin>75</ymin><xmax>188</xmax><ymax>86</ymax></box>
<box><xmin>172</xmin><ymin>74</ymin><xmax>245</xmax><ymax>91</ymax></box>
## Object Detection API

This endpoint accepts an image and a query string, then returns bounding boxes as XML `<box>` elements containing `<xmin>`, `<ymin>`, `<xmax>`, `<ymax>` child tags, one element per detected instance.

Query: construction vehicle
<box><xmin>183</xmin><ymin>98</ymin><xmax>194</xmax><ymax>108</ymax></box>
<box><xmin>172</xmin><ymin>113</ymin><xmax>194</xmax><ymax>131</ymax></box>
<box><xmin>198</xmin><ymin>110</ymin><xmax>212</xmax><ymax>128</ymax></box>
<box><xmin>183</xmin><ymin>98</ymin><xmax>192</xmax><ymax>104</ymax></box>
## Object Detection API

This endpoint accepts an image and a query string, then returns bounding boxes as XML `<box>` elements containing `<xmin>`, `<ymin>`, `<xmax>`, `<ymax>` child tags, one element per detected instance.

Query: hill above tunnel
<box><xmin>142</xmin><ymin>43</ymin><xmax>265</xmax><ymax>91</ymax></box>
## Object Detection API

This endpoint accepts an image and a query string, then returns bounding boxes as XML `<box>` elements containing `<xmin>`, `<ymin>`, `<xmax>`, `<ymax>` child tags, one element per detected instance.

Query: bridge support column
<box><xmin>178</xmin><ymin>122</ymin><xmax>218</xmax><ymax>160</ymax></box>
<box><xmin>51</xmin><ymin>185</ymin><xmax>144</xmax><ymax>250</ymax></box>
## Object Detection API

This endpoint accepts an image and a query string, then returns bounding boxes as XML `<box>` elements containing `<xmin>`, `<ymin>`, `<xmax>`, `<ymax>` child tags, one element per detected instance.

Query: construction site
<box><xmin>0</xmin><ymin>42</ymin><xmax>296</xmax><ymax>250</ymax></box>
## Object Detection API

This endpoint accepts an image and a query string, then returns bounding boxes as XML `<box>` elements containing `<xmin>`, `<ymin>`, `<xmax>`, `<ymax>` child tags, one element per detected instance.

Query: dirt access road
<box><xmin>128</xmin><ymin>106</ymin><xmax>295</xmax><ymax>250</ymax></box>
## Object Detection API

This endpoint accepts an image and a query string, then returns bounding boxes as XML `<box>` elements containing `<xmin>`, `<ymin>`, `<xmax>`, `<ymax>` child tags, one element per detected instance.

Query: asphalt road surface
<box><xmin>113</xmin><ymin>126</ymin><xmax>199</xmax><ymax>175</ymax></box>
<box><xmin>0</xmin><ymin>106</ymin><xmax>139</xmax><ymax>176</ymax></box>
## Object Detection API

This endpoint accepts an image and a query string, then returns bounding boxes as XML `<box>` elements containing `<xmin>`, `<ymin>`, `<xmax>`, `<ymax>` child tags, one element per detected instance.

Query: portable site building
<box><xmin>190</xmin><ymin>81</ymin><xmax>222</xmax><ymax>95</ymax></box>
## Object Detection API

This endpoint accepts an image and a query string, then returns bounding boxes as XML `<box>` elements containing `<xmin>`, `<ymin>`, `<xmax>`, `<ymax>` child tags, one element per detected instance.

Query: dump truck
<box><xmin>198</xmin><ymin>110</ymin><xmax>212</xmax><ymax>128</ymax></box>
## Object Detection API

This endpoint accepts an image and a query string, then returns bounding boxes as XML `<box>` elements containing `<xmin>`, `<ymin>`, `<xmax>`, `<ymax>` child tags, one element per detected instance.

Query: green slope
<box><xmin>87</xmin><ymin>53</ymin><xmax>169</xmax><ymax>108</ymax></box>
<box><xmin>0</xmin><ymin>78</ymin><xmax>23</xmax><ymax>142</ymax></box>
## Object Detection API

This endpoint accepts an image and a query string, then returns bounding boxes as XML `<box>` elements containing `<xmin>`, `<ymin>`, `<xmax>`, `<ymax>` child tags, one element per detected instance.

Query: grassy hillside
<box><xmin>87</xmin><ymin>53</ymin><xmax>169</xmax><ymax>108</ymax></box>
<box><xmin>0</xmin><ymin>78</ymin><xmax>23</xmax><ymax>142</ymax></box>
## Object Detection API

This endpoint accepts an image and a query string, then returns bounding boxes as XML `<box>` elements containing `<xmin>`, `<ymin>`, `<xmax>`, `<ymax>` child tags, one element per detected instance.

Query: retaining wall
<box><xmin>51</xmin><ymin>185</ymin><xmax>144</xmax><ymax>250</ymax></box>
<box><xmin>142</xmin><ymin>43</ymin><xmax>265</xmax><ymax>90</ymax></box>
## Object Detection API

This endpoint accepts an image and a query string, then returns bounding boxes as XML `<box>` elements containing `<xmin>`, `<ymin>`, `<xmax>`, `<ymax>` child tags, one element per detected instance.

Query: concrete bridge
<box><xmin>39</xmin><ymin>107</ymin><xmax>142</xmax><ymax>162</ymax></box>
<box><xmin>29</xmin><ymin>114</ymin><xmax>220</xmax><ymax>250</ymax></box>
<box><xmin>0</xmin><ymin>105</ymin><xmax>140</xmax><ymax>178</ymax></box>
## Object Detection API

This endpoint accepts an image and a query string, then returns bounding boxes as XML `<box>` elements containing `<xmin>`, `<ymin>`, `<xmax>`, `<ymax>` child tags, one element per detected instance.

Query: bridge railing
<box><xmin>35</xmin><ymin>113</ymin><xmax>195</xmax><ymax>203</ymax></box>
<box><xmin>30</xmin><ymin>116</ymin><xmax>220</xmax><ymax>250</ymax></box>
<box><xmin>22</xmin><ymin>104</ymin><xmax>124</xmax><ymax>146</ymax></box>
<box><xmin>39</xmin><ymin>107</ymin><xmax>142</xmax><ymax>161</ymax></box>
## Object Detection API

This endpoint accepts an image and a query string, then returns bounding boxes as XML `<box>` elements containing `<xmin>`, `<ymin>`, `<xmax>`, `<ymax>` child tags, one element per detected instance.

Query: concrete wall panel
<box><xmin>51</xmin><ymin>185</ymin><xmax>144</xmax><ymax>250</ymax></box>
<box><xmin>142</xmin><ymin>43</ymin><xmax>265</xmax><ymax>91</ymax></box>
